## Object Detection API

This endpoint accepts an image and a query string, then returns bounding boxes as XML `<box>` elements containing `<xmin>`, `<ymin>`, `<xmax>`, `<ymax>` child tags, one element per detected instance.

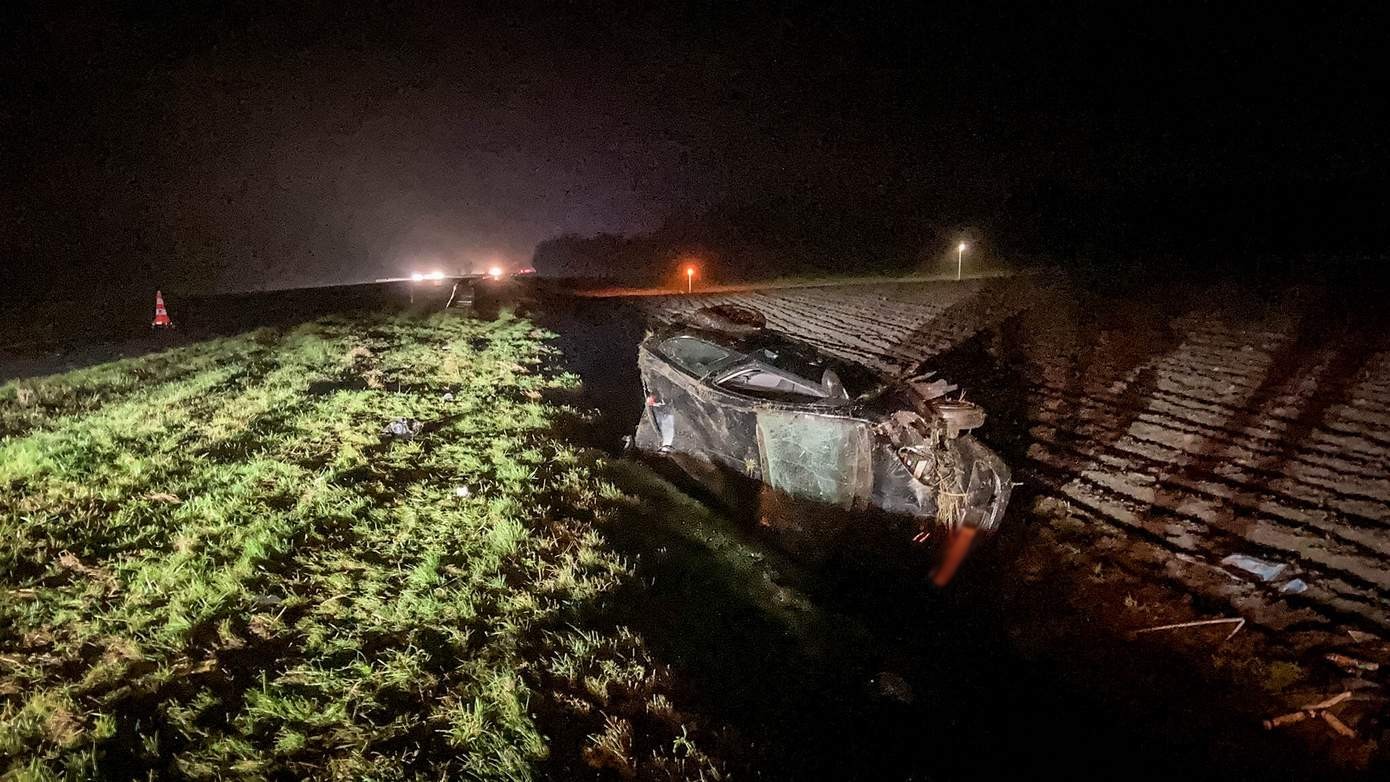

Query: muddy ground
<box><xmin>543</xmin><ymin>272</ymin><xmax>1390</xmax><ymax>778</ymax></box>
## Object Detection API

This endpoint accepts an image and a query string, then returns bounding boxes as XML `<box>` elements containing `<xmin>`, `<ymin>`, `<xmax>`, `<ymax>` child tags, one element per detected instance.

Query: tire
<box><xmin>684</xmin><ymin>304</ymin><xmax>767</xmax><ymax>336</ymax></box>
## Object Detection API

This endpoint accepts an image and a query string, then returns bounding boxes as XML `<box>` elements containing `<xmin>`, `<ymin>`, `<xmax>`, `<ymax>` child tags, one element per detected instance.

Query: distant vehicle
<box><xmin>406</xmin><ymin>272</ymin><xmax>529</xmax><ymax>317</ymax></box>
<box><xmin>633</xmin><ymin>305</ymin><xmax>1012</xmax><ymax>585</ymax></box>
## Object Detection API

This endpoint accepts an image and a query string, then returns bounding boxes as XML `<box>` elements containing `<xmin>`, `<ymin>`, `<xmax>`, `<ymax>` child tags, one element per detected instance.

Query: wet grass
<box><xmin>0</xmin><ymin>311</ymin><xmax>730</xmax><ymax>780</ymax></box>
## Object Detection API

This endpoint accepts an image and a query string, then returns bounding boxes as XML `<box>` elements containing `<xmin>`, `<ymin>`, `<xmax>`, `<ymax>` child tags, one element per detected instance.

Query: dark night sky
<box><xmin>2</xmin><ymin>1</ymin><xmax>1385</xmax><ymax>296</ymax></box>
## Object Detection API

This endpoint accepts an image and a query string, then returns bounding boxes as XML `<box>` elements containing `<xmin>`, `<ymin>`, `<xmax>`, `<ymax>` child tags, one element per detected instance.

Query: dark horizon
<box><xmin>3</xmin><ymin>1</ymin><xmax>1386</xmax><ymax>297</ymax></box>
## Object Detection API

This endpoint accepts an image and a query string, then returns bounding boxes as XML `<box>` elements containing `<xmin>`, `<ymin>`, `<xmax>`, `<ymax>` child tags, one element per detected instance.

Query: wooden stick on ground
<box><xmin>1322</xmin><ymin>711</ymin><xmax>1357</xmax><ymax>739</ymax></box>
<box><xmin>1263</xmin><ymin>711</ymin><xmax>1309</xmax><ymax>729</ymax></box>
<box><xmin>1263</xmin><ymin>691</ymin><xmax>1356</xmax><ymax>736</ymax></box>
<box><xmin>1301</xmin><ymin>691</ymin><xmax>1352</xmax><ymax>711</ymax></box>
<box><xmin>1132</xmin><ymin>617</ymin><xmax>1246</xmax><ymax>641</ymax></box>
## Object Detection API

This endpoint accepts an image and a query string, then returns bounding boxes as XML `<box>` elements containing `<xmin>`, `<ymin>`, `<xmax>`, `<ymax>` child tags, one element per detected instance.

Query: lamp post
<box><xmin>956</xmin><ymin>241</ymin><xmax>967</xmax><ymax>281</ymax></box>
<box><xmin>686</xmin><ymin>265</ymin><xmax>695</xmax><ymax>293</ymax></box>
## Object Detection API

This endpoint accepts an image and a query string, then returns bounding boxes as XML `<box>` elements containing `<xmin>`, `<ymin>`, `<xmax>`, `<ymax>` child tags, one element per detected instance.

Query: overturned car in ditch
<box><xmin>632</xmin><ymin>305</ymin><xmax>1012</xmax><ymax>585</ymax></box>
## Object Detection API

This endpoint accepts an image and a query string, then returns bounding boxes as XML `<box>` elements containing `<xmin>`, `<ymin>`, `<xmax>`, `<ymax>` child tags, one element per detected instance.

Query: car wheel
<box><xmin>685</xmin><ymin>304</ymin><xmax>767</xmax><ymax>336</ymax></box>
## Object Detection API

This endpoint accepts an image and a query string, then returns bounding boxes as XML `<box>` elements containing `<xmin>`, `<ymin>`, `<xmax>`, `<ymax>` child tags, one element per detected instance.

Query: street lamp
<box><xmin>956</xmin><ymin>241</ymin><xmax>968</xmax><ymax>281</ymax></box>
<box><xmin>686</xmin><ymin>264</ymin><xmax>695</xmax><ymax>293</ymax></box>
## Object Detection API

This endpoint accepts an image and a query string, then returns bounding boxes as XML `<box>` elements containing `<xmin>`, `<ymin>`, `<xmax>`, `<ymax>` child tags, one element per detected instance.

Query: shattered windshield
<box><xmin>659</xmin><ymin>336</ymin><xmax>739</xmax><ymax>376</ymax></box>
<box><xmin>757</xmin><ymin>410</ymin><xmax>872</xmax><ymax>507</ymax></box>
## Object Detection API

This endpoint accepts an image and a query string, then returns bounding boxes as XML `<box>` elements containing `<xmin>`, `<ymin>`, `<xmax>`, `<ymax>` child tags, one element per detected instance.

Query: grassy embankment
<box><xmin>0</xmin><ymin>312</ymin><xmax>730</xmax><ymax>780</ymax></box>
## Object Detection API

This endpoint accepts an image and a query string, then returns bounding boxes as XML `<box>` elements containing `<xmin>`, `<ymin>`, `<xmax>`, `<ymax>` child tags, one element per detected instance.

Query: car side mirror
<box><xmin>821</xmin><ymin>369</ymin><xmax>849</xmax><ymax>401</ymax></box>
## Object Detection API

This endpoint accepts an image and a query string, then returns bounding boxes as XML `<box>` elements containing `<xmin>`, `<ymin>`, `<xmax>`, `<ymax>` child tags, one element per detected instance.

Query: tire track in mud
<box><xmin>1049</xmin><ymin>419</ymin><xmax>1390</xmax><ymax>531</ymax></box>
<box><xmin>640</xmin><ymin>277</ymin><xmax>1390</xmax><ymax>636</ymax></box>
<box><xmin>1024</xmin><ymin>451</ymin><xmax>1390</xmax><ymax>633</ymax></box>
<box><xmin>1037</xmin><ymin>386</ymin><xmax>1390</xmax><ymax>492</ymax></box>
<box><xmin>1025</xmin><ymin>438</ymin><xmax>1390</xmax><ymax>595</ymax></box>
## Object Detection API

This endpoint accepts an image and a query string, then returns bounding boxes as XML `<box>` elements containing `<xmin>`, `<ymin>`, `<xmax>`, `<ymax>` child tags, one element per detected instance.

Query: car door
<box><xmin>711</xmin><ymin>364</ymin><xmax>875</xmax><ymax>558</ymax></box>
<box><xmin>700</xmin><ymin>361</ymin><xmax>872</xmax><ymax>508</ymax></box>
<box><xmin>639</xmin><ymin>335</ymin><xmax>747</xmax><ymax>464</ymax></box>
<box><xmin>707</xmin><ymin>362</ymin><xmax>874</xmax><ymax>508</ymax></box>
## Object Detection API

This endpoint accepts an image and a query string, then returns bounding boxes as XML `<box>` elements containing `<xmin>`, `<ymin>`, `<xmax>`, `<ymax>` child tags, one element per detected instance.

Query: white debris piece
<box><xmin>382</xmin><ymin>418</ymin><xmax>423</xmax><ymax>438</ymax></box>
<box><xmin>1280</xmin><ymin>578</ymin><xmax>1308</xmax><ymax>594</ymax></box>
<box><xmin>1221</xmin><ymin>553</ymin><xmax>1287</xmax><ymax>582</ymax></box>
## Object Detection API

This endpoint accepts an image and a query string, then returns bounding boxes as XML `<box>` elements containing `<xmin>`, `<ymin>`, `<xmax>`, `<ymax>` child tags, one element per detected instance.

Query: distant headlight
<box><xmin>411</xmin><ymin>272</ymin><xmax>425</xmax><ymax>282</ymax></box>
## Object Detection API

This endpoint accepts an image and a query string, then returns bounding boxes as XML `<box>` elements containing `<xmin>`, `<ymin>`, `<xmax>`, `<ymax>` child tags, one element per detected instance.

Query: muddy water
<box><xmin>539</xmin><ymin>298</ymin><xmax>1340</xmax><ymax>781</ymax></box>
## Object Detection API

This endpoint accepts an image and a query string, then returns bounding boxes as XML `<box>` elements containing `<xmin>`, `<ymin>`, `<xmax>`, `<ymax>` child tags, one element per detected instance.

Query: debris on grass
<box><xmin>381</xmin><ymin>417</ymin><xmax>423</xmax><ymax>438</ymax></box>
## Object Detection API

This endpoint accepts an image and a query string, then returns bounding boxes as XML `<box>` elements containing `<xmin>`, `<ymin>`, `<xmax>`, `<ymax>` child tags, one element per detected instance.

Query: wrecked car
<box><xmin>632</xmin><ymin>305</ymin><xmax>1011</xmax><ymax>585</ymax></box>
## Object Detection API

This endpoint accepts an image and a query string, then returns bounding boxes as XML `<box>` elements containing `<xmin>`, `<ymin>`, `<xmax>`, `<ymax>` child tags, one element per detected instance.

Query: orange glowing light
<box><xmin>488</xmin><ymin>266</ymin><xmax>504</xmax><ymax>280</ymax></box>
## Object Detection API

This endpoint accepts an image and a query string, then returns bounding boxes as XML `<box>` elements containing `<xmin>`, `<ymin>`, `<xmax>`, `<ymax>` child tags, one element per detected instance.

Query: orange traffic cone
<box><xmin>151</xmin><ymin>290</ymin><xmax>174</xmax><ymax>328</ymax></box>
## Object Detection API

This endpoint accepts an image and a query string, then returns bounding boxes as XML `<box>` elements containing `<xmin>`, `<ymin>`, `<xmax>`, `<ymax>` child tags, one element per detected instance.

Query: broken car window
<box><xmin>659</xmin><ymin>336</ymin><xmax>737</xmax><ymax>377</ymax></box>
<box><xmin>719</xmin><ymin>367</ymin><xmax>826</xmax><ymax>401</ymax></box>
<box><xmin>756</xmin><ymin>410</ymin><xmax>873</xmax><ymax>508</ymax></box>
<box><xmin>743</xmin><ymin>339</ymin><xmax>874</xmax><ymax>398</ymax></box>
<box><xmin>746</xmin><ymin>346</ymin><xmax>823</xmax><ymax>382</ymax></box>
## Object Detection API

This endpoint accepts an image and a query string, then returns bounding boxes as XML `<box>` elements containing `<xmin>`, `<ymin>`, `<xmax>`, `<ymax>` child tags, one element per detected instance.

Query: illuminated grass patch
<box><xmin>0</xmin><ymin>312</ymin><xmax>725</xmax><ymax>780</ymax></box>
